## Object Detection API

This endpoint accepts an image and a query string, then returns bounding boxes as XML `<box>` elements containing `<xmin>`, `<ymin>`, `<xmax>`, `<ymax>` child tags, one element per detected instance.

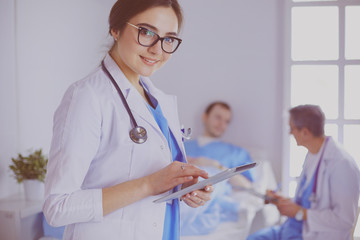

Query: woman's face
<box><xmin>110</xmin><ymin>6</ymin><xmax>179</xmax><ymax>81</ymax></box>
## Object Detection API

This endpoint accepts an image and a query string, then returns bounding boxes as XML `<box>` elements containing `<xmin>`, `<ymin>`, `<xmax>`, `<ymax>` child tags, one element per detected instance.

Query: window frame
<box><xmin>282</xmin><ymin>0</ymin><xmax>360</xmax><ymax>196</ymax></box>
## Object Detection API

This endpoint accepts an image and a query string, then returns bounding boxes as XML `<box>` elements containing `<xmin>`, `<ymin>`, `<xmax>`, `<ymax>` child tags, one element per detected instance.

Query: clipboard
<box><xmin>153</xmin><ymin>162</ymin><xmax>257</xmax><ymax>203</ymax></box>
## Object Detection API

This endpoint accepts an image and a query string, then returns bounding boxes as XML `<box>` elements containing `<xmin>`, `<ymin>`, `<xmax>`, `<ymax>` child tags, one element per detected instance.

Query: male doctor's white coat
<box><xmin>302</xmin><ymin>136</ymin><xmax>360</xmax><ymax>240</ymax></box>
<box><xmin>43</xmin><ymin>54</ymin><xmax>187</xmax><ymax>240</ymax></box>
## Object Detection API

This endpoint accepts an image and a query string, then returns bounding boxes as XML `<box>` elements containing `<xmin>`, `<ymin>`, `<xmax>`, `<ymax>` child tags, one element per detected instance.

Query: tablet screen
<box><xmin>153</xmin><ymin>162</ymin><xmax>256</xmax><ymax>203</ymax></box>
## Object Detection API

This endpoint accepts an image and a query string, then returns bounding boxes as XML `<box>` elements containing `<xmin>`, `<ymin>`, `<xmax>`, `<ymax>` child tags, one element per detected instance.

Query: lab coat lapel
<box><xmin>103</xmin><ymin>54</ymin><xmax>182</xmax><ymax>148</ymax></box>
<box><xmin>315</xmin><ymin>137</ymin><xmax>333</xmax><ymax>204</ymax></box>
<box><xmin>124</xmin><ymin>87</ymin><xmax>158</xmax><ymax>128</ymax></box>
<box><xmin>103</xmin><ymin>54</ymin><xmax>162</xmax><ymax>135</ymax></box>
<box><xmin>124</xmin><ymin>84</ymin><xmax>177</xmax><ymax>144</ymax></box>
<box><xmin>142</xmin><ymin>78</ymin><xmax>187</xmax><ymax>162</ymax></box>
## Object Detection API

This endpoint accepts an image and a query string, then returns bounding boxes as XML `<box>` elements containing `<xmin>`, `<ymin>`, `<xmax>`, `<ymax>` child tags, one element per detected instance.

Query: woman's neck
<box><xmin>109</xmin><ymin>51</ymin><xmax>140</xmax><ymax>87</ymax></box>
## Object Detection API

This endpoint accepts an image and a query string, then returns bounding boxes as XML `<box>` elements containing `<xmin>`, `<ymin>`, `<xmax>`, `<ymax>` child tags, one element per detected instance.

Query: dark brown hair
<box><xmin>108</xmin><ymin>0</ymin><xmax>183</xmax><ymax>34</ymax></box>
<box><xmin>289</xmin><ymin>104</ymin><xmax>325</xmax><ymax>137</ymax></box>
<box><xmin>204</xmin><ymin>101</ymin><xmax>231</xmax><ymax>115</ymax></box>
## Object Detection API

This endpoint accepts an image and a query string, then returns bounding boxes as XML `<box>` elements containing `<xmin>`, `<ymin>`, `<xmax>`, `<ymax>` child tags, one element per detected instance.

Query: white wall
<box><xmin>154</xmin><ymin>0</ymin><xmax>284</xmax><ymax>178</ymax></box>
<box><xmin>0</xmin><ymin>0</ymin><xmax>283</xmax><ymax>198</ymax></box>
<box><xmin>0</xmin><ymin>0</ymin><xmax>19</xmax><ymax>198</ymax></box>
<box><xmin>16</xmin><ymin>0</ymin><xmax>115</xmax><ymax>151</ymax></box>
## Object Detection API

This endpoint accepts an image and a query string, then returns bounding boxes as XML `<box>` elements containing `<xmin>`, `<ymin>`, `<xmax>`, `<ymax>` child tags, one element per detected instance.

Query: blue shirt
<box><xmin>144</xmin><ymin>84</ymin><xmax>184</xmax><ymax>240</ymax></box>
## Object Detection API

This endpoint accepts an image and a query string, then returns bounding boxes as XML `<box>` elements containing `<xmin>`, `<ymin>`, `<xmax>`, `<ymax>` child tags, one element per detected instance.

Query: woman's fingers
<box><xmin>182</xmin><ymin>198</ymin><xmax>198</xmax><ymax>208</ymax></box>
<box><xmin>181</xmin><ymin>185</ymin><xmax>213</xmax><ymax>208</ymax></box>
<box><xmin>182</xmin><ymin>193</ymin><xmax>205</xmax><ymax>208</ymax></box>
<box><xmin>172</xmin><ymin>163</ymin><xmax>208</xmax><ymax>187</ymax></box>
<box><xmin>176</xmin><ymin>162</ymin><xmax>208</xmax><ymax>179</ymax></box>
<box><xmin>204</xmin><ymin>185</ymin><xmax>213</xmax><ymax>193</ymax></box>
<box><xmin>147</xmin><ymin>162</ymin><xmax>209</xmax><ymax>196</ymax></box>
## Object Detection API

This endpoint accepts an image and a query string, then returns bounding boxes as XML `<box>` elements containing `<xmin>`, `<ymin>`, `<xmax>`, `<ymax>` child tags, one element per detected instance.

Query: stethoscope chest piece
<box><xmin>130</xmin><ymin>126</ymin><xmax>148</xmax><ymax>144</ymax></box>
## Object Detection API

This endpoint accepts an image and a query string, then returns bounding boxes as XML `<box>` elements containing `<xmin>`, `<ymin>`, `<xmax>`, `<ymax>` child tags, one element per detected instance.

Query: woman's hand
<box><xmin>181</xmin><ymin>184</ymin><xmax>213</xmax><ymax>208</ymax></box>
<box><xmin>146</xmin><ymin>161</ymin><xmax>209</xmax><ymax>196</ymax></box>
<box><xmin>179</xmin><ymin>172</ymin><xmax>213</xmax><ymax>208</ymax></box>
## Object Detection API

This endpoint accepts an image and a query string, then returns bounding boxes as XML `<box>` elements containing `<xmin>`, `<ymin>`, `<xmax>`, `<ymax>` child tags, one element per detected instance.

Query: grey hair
<box><xmin>289</xmin><ymin>104</ymin><xmax>325</xmax><ymax>137</ymax></box>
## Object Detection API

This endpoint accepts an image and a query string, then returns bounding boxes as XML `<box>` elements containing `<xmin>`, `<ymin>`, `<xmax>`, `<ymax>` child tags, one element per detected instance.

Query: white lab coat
<box><xmin>303</xmin><ymin>136</ymin><xmax>360</xmax><ymax>240</ymax></box>
<box><xmin>43</xmin><ymin>54</ymin><xmax>187</xmax><ymax>240</ymax></box>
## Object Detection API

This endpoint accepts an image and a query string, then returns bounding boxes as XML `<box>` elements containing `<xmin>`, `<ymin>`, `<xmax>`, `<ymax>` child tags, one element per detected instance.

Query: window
<box><xmin>283</xmin><ymin>0</ymin><xmax>360</xmax><ymax>201</ymax></box>
<box><xmin>284</xmin><ymin>0</ymin><xmax>360</xmax><ymax>236</ymax></box>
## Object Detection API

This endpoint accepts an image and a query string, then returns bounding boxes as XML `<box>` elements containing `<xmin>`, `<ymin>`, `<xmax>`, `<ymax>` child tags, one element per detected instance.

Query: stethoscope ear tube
<box><xmin>101</xmin><ymin>60</ymin><xmax>148</xmax><ymax>144</ymax></box>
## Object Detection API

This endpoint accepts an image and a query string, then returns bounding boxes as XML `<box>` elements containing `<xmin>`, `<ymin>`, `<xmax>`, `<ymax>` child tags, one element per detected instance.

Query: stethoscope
<box><xmin>101</xmin><ymin>60</ymin><xmax>192</xmax><ymax>144</ymax></box>
<box><xmin>101</xmin><ymin>60</ymin><xmax>147</xmax><ymax>144</ymax></box>
<box><xmin>307</xmin><ymin>136</ymin><xmax>330</xmax><ymax>203</ymax></box>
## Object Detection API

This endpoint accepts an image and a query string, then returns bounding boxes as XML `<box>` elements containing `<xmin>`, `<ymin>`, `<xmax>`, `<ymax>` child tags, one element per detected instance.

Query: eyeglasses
<box><xmin>126</xmin><ymin>22</ymin><xmax>182</xmax><ymax>54</ymax></box>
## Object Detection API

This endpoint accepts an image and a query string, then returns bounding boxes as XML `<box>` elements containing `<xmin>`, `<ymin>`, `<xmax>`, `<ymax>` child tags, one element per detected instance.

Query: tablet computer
<box><xmin>153</xmin><ymin>162</ymin><xmax>257</xmax><ymax>203</ymax></box>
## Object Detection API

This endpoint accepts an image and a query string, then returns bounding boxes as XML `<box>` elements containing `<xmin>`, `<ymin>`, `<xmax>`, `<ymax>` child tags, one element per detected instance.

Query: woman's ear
<box><xmin>110</xmin><ymin>29</ymin><xmax>120</xmax><ymax>41</ymax></box>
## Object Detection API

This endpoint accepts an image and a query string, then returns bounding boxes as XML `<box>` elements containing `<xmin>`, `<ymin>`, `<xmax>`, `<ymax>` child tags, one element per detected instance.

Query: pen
<box><xmin>264</xmin><ymin>182</ymin><xmax>281</xmax><ymax>203</ymax></box>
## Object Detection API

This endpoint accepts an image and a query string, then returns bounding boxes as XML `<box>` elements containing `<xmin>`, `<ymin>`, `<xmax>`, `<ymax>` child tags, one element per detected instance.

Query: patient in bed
<box><xmin>181</xmin><ymin>101</ymin><xmax>255</xmax><ymax>236</ymax></box>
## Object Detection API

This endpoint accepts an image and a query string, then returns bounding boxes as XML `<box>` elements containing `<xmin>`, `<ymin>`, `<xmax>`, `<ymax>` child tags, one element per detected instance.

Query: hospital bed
<box><xmin>180</xmin><ymin>150</ymin><xmax>280</xmax><ymax>240</ymax></box>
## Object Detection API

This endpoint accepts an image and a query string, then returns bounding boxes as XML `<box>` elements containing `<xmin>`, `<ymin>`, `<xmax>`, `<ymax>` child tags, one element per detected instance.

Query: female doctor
<box><xmin>43</xmin><ymin>0</ymin><xmax>213</xmax><ymax>239</ymax></box>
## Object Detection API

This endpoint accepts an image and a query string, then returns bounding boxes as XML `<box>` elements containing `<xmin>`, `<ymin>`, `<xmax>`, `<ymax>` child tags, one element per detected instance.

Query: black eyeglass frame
<box><xmin>127</xmin><ymin>22</ymin><xmax>182</xmax><ymax>54</ymax></box>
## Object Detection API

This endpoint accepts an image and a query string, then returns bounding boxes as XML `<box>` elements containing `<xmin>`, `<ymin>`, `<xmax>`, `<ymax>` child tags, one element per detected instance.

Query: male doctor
<box><xmin>247</xmin><ymin>104</ymin><xmax>360</xmax><ymax>240</ymax></box>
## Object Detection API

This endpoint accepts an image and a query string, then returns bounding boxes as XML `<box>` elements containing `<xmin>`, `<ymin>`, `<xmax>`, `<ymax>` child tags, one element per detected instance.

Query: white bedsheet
<box><xmin>181</xmin><ymin>159</ymin><xmax>280</xmax><ymax>240</ymax></box>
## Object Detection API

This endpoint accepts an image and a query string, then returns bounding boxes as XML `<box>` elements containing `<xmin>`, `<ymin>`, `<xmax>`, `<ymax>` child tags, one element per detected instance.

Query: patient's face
<box><xmin>203</xmin><ymin>105</ymin><xmax>232</xmax><ymax>138</ymax></box>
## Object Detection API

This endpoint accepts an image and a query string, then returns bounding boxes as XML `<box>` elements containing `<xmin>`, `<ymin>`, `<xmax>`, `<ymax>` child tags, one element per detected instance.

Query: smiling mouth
<box><xmin>140</xmin><ymin>56</ymin><xmax>159</xmax><ymax>65</ymax></box>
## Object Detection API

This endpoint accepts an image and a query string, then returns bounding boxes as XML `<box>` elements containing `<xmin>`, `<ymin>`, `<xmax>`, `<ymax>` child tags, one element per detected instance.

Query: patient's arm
<box><xmin>229</xmin><ymin>174</ymin><xmax>252</xmax><ymax>189</ymax></box>
<box><xmin>187</xmin><ymin>156</ymin><xmax>222</xmax><ymax>169</ymax></box>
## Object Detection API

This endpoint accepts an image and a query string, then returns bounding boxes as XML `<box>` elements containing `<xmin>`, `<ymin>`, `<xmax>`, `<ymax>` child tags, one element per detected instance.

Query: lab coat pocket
<box><xmin>70</xmin><ymin>217</ymin><xmax>135</xmax><ymax>240</ymax></box>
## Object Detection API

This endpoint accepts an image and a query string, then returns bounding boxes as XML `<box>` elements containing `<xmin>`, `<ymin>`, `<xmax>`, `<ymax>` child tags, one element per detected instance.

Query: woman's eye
<box><xmin>164</xmin><ymin>37</ymin><xmax>175</xmax><ymax>44</ymax></box>
<box><xmin>140</xmin><ymin>28</ymin><xmax>155</xmax><ymax>37</ymax></box>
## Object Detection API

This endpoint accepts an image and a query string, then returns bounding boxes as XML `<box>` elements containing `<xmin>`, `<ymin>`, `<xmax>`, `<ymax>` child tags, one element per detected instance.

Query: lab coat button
<box><xmin>153</xmin><ymin>222</ymin><xmax>157</xmax><ymax>227</ymax></box>
<box><xmin>160</xmin><ymin>145</ymin><xmax>164</xmax><ymax>150</ymax></box>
